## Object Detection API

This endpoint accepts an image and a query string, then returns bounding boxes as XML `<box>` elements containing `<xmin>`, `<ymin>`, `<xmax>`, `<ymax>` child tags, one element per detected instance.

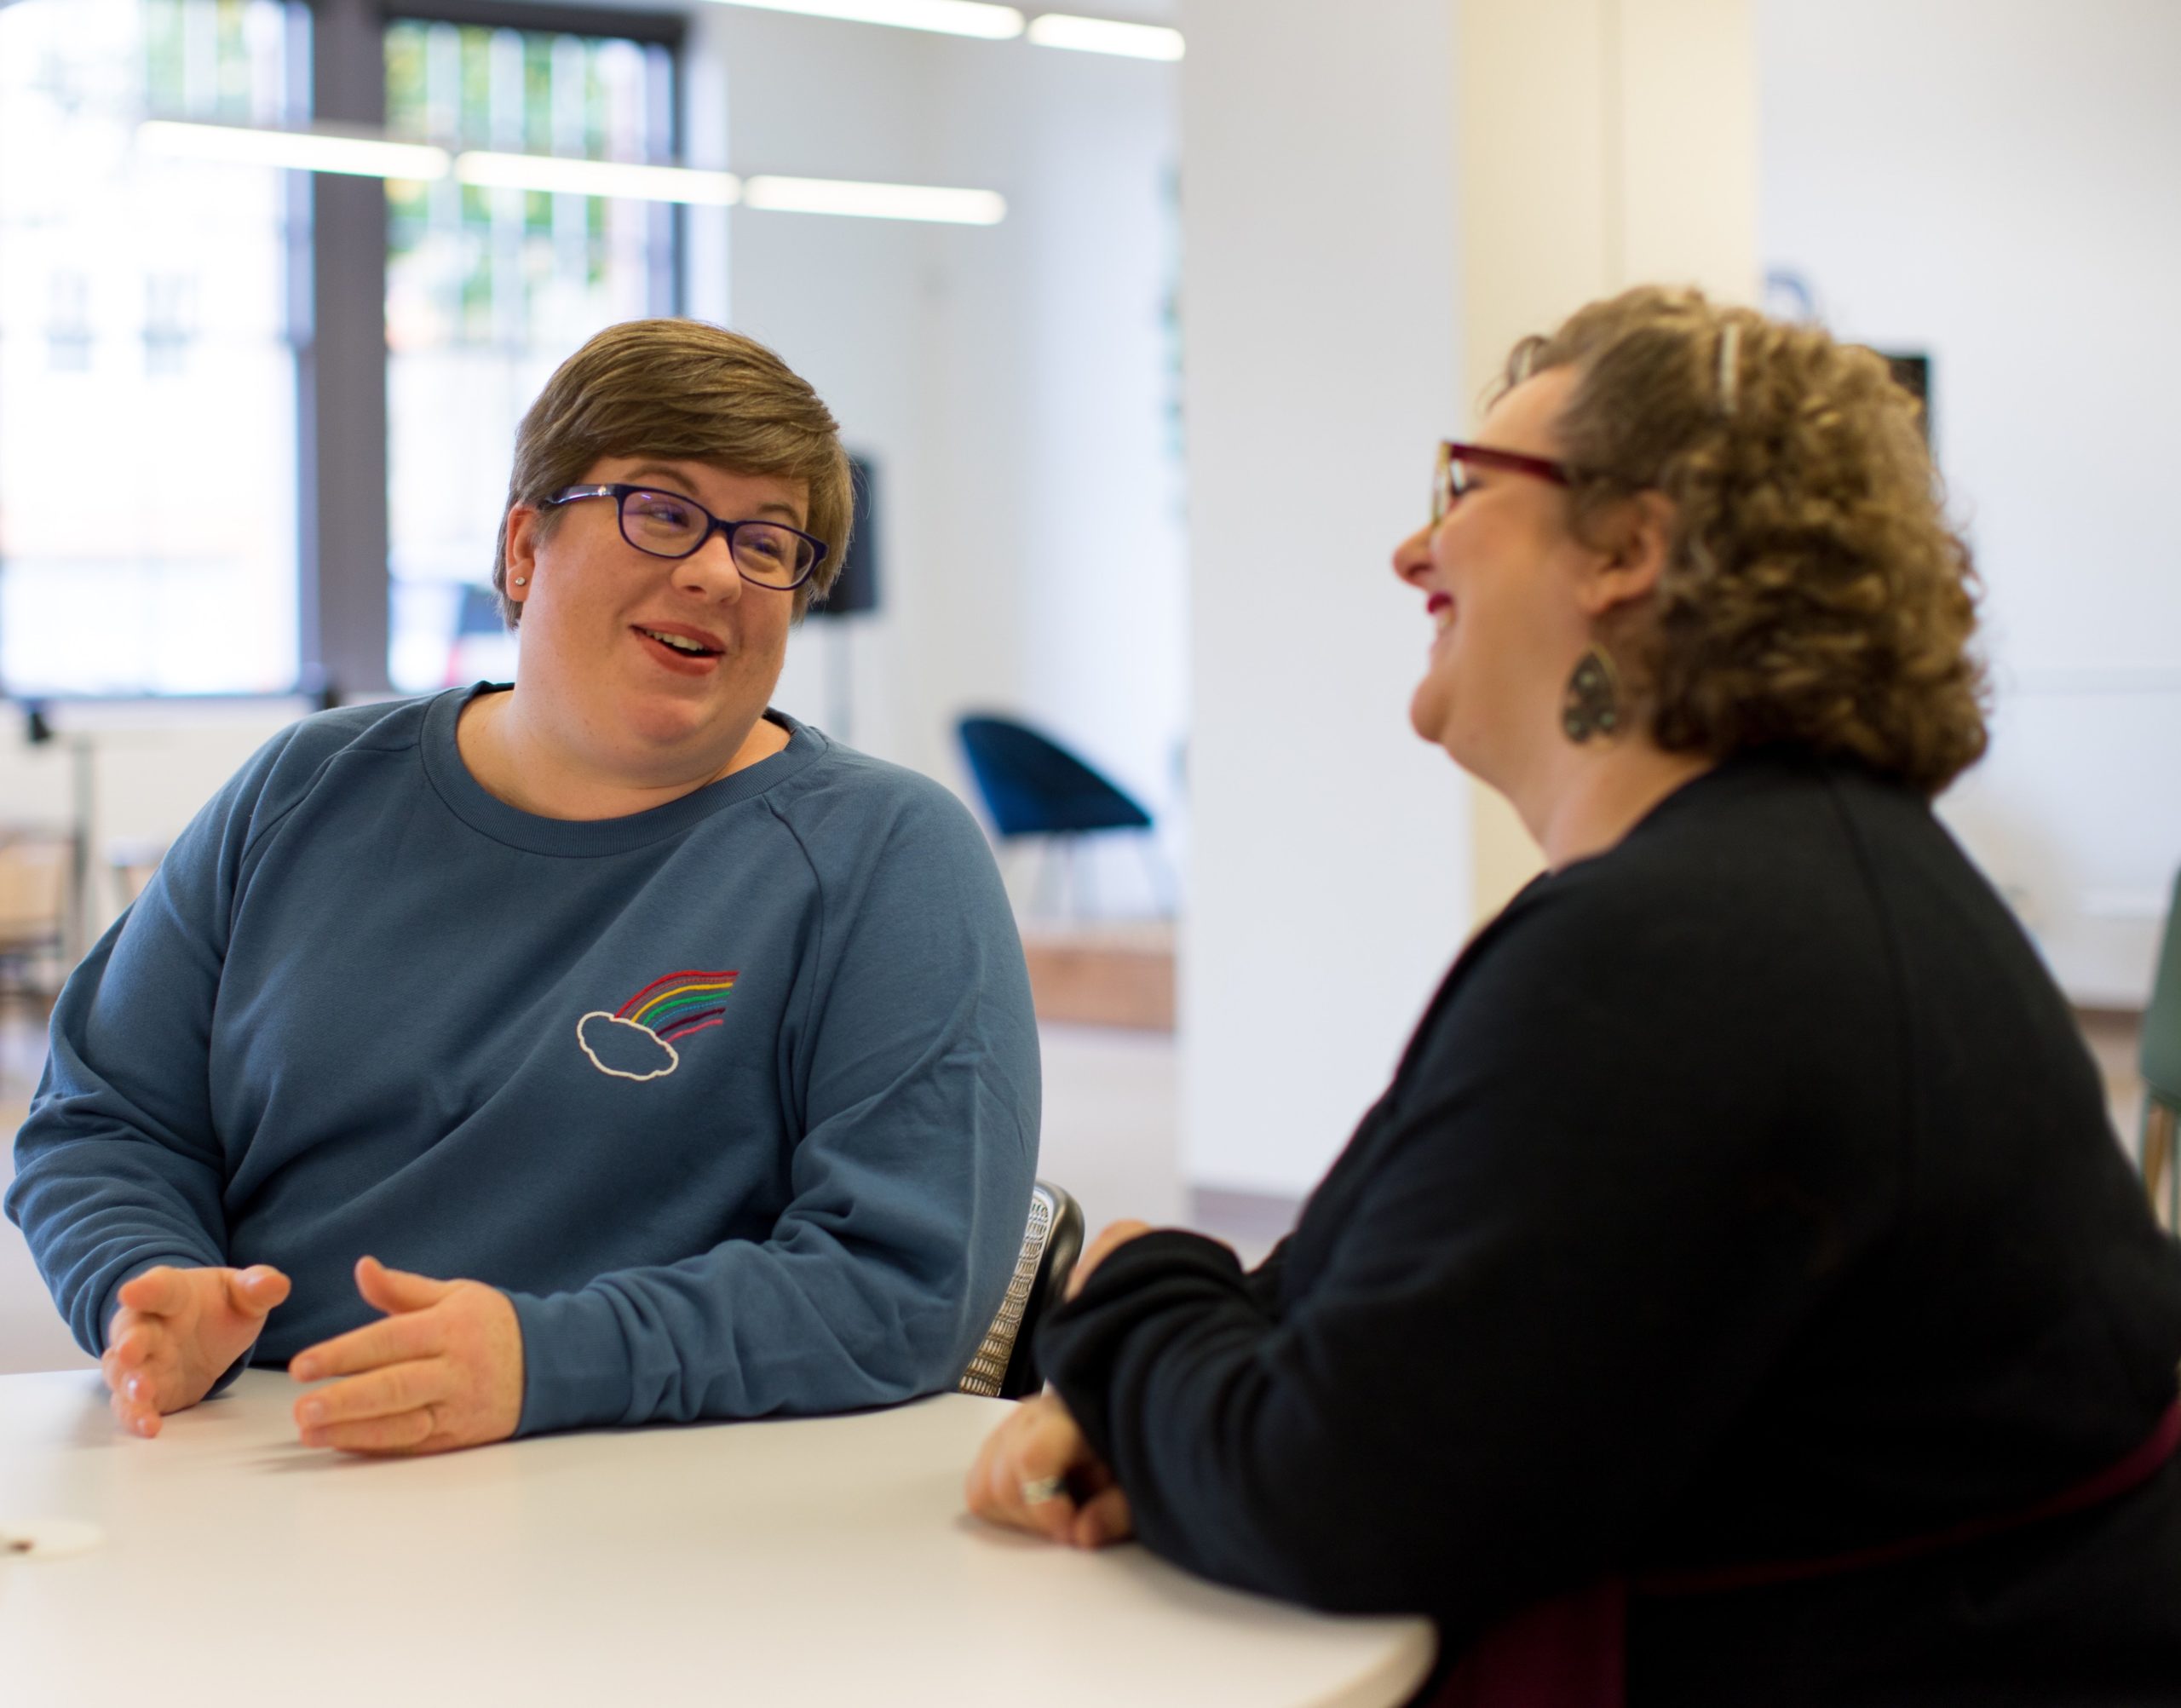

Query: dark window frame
<box><xmin>302</xmin><ymin>0</ymin><xmax>687</xmax><ymax>699</ymax></box>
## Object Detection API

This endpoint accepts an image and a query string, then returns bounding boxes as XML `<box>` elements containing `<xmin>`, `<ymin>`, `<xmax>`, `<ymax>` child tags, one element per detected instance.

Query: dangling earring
<box><xmin>1562</xmin><ymin>646</ymin><xmax>1622</xmax><ymax>743</ymax></box>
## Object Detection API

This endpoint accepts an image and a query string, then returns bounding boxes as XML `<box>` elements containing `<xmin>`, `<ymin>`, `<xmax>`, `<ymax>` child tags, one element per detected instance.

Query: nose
<box><xmin>674</xmin><ymin>528</ymin><xmax>745</xmax><ymax>602</ymax></box>
<box><xmin>1391</xmin><ymin>520</ymin><xmax>1436</xmax><ymax>588</ymax></box>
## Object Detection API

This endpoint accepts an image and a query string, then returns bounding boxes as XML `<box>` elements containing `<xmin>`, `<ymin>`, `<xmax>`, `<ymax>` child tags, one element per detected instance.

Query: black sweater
<box><xmin>1039</xmin><ymin>752</ymin><xmax>2181</xmax><ymax>1705</ymax></box>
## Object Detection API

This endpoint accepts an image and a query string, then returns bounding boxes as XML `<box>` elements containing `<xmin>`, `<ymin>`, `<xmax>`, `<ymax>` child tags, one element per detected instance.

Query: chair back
<box><xmin>0</xmin><ymin>830</ymin><xmax>66</xmax><ymax>951</ymax></box>
<box><xmin>957</xmin><ymin>716</ymin><xmax>1152</xmax><ymax>839</ymax></box>
<box><xmin>959</xmin><ymin>1180</ymin><xmax>1085</xmax><ymax>1400</ymax></box>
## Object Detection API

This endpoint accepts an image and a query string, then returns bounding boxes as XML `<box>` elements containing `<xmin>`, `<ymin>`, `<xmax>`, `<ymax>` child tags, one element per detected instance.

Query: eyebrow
<box><xmin>619</xmin><ymin>464</ymin><xmax>807</xmax><ymax>526</ymax></box>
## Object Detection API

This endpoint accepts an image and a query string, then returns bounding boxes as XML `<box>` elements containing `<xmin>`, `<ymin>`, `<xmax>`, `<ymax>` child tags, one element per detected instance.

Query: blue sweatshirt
<box><xmin>6</xmin><ymin>687</ymin><xmax>1039</xmax><ymax>1434</ymax></box>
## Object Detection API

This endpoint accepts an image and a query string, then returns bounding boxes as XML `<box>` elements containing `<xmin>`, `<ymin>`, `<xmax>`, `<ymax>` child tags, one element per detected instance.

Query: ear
<box><xmin>504</xmin><ymin>505</ymin><xmax>543</xmax><ymax>605</ymax></box>
<box><xmin>1577</xmin><ymin>491</ymin><xmax>1675</xmax><ymax>619</ymax></box>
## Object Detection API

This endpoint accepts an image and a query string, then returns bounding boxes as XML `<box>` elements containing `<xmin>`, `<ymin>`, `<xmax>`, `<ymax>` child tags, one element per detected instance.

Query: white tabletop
<box><xmin>0</xmin><ymin>1370</ymin><xmax>1435</xmax><ymax>1708</ymax></box>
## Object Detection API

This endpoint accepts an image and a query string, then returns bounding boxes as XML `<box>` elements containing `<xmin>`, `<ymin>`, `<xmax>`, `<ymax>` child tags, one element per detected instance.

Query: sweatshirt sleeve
<box><xmin>1035</xmin><ymin>887</ymin><xmax>1904</xmax><ymax>1639</ymax></box>
<box><xmin>506</xmin><ymin>778</ymin><xmax>1040</xmax><ymax>1433</ymax></box>
<box><xmin>4</xmin><ymin>729</ymin><xmax>303</xmax><ymax>1358</ymax></box>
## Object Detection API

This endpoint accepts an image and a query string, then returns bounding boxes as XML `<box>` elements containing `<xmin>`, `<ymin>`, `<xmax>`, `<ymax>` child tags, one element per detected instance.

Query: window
<box><xmin>0</xmin><ymin>0</ymin><xmax>307</xmax><ymax>695</ymax></box>
<box><xmin>383</xmin><ymin>17</ymin><xmax>679</xmax><ymax>692</ymax></box>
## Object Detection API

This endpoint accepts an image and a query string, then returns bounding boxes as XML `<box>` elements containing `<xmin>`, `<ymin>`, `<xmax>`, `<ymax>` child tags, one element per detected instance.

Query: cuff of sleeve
<box><xmin>507</xmin><ymin>1287</ymin><xmax>635</xmax><ymax>1438</ymax></box>
<box><xmin>1037</xmin><ymin>1228</ymin><xmax>1243</xmax><ymax>1370</ymax></box>
<box><xmin>1074</xmin><ymin>1228</ymin><xmax>1243</xmax><ymax>1303</ymax></box>
<box><xmin>92</xmin><ymin>1253</ymin><xmax>225</xmax><ymax>1360</ymax></box>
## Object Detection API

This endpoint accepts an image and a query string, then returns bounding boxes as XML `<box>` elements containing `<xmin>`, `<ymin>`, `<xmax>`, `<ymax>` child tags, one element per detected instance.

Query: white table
<box><xmin>0</xmin><ymin>1371</ymin><xmax>1435</xmax><ymax>1708</ymax></box>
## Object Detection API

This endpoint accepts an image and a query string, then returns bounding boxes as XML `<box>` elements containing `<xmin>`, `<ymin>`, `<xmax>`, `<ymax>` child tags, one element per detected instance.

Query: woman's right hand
<box><xmin>102</xmin><ymin>1263</ymin><xmax>290</xmax><ymax>1437</ymax></box>
<box><xmin>964</xmin><ymin>1389</ymin><xmax>1135</xmax><ymax>1549</ymax></box>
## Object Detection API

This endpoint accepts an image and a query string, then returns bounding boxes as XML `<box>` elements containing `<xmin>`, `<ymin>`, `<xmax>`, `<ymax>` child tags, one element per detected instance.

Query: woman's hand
<box><xmin>287</xmin><ymin>1257</ymin><xmax>524</xmax><ymax>1454</ymax></box>
<box><xmin>103</xmin><ymin>1263</ymin><xmax>291</xmax><ymax>1437</ymax></box>
<box><xmin>964</xmin><ymin>1389</ymin><xmax>1135</xmax><ymax>1549</ymax></box>
<box><xmin>1068</xmin><ymin>1218</ymin><xmax>1156</xmax><ymax>1298</ymax></box>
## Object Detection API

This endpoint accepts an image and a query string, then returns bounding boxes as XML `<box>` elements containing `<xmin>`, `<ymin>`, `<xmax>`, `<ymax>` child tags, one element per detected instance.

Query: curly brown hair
<box><xmin>495</xmin><ymin>319</ymin><xmax>854</xmax><ymax>624</ymax></box>
<box><xmin>1501</xmin><ymin>286</ymin><xmax>1987</xmax><ymax>795</ymax></box>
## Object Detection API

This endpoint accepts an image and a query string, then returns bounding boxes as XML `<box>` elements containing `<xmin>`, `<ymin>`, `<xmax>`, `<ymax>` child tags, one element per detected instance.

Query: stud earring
<box><xmin>1562</xmin><ymin>646</ymin><xmax>1622</xmax><ymax>743</ymax></box>
<box><xmin>513</xmin><ymin>577</ymin><xmax>528</xmax><ymax>586</ymax></box>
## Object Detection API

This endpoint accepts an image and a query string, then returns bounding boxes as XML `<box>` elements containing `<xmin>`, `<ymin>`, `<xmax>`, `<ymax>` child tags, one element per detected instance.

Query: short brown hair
<box><xmin>1502</xmin><ymin>287</ymin><xmax>1987</xmax><ymax>795</ymax></box>
<box><xmin>494</xmin><ymin>319</ymin><xmax>854</xmax><ymax>622</ymax></box>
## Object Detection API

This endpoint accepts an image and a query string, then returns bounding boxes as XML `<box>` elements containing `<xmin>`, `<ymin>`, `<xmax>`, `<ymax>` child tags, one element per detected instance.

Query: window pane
<box><xmin>0</xmin><ymin>0</ymin><xmax>304</xmax><ymax>695</ymax></box>
<box><xmin>384</xmin><ymin>20</ymin><xmax>676</xmax><ymax>693</ymax></box>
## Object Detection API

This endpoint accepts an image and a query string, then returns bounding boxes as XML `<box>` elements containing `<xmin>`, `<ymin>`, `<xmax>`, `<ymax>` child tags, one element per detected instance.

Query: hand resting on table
<box><xmin>104</xmin><ymin>1262</ymin><xmax>291</xmax><ymax>1438</ymax></box>
<box><xmin>963</xmin><ymin>1216</ymin><xmax>1168</xmax><ymax>1549</ymax></box>
<box><xmin>288</xmin><ymin>1256</ymin><xmax>525</xmax><ymax>1455</ymax></box>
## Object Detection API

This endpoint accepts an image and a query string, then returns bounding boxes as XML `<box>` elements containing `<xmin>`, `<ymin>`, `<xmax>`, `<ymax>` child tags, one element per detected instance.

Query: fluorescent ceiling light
<box><xmin>1026</xmin><ymin>14</ymin><xmax>1184</xmax><ymax>60</ymax></box>
<box><xmin>456</xmin><ymin>152</ymin><xmax>742</xmax><ymax>205</ymax></box>
<box><xmin>706</xmin><ymin>0</ymin><xmax>1023</xmax><ymax>38</ymax></box>
<box><xmin>742</xmin><ymin>175</ymin><xmax>1006</xmax><ymax>225</ymax></box>
<box><xmin>136</xmin><ymin>119</ymin><xmax>449</xmax><ymax>180</ymax></box>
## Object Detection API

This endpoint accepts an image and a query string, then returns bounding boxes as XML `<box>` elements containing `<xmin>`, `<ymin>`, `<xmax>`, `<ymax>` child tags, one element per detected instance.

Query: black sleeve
<box><xmin>1038</xmin><ymin>882</ymin><xmax>1905</xmax><ymax>1636</ymax></box>
<box><xmin>1243</xmin><ymin>1236</ymin><xmax>1291</xmax><ymax>1312</ymax></box>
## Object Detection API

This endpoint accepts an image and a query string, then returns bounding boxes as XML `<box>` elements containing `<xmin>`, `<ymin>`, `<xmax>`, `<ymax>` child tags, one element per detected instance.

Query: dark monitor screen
<box><xmin>809</xmin><ymin>453</ymin><xmax>878</xmax><ymax>618</ymax></box>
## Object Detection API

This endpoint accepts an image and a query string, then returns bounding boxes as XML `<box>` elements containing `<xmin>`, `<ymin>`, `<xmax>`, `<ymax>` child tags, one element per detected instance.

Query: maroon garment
<box><xmin>1435</xmin><ymin>1400</ymin><xmax>2181</xmax><ymax>1707</ymax></box>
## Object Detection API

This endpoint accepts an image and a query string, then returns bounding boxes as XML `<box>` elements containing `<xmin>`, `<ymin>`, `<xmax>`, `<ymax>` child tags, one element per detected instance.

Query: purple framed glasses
<box><xmin>544</xmin><ymin>484</ymin><xmax>830</xmax><ymax>591</ymax></box>
<box><xmin>1431</xmin><ymin>440</ymin><xmax>1574</xmax><ymax>525</ymax></box>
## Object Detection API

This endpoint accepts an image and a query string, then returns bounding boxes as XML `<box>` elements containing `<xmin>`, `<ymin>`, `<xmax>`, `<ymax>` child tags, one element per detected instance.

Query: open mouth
<box><xmin>1426</xmin><ymin>593</ymin><xmax>1455</xmax><ymax>641</ymax></box>
<box><xmin>635</xmin><ymin>625</ymin><xmax>722</xmax><ymax>660</ymax></box>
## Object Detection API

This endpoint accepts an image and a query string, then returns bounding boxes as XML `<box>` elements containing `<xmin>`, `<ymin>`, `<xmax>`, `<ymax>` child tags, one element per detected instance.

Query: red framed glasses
<box><xmin>1431</xmin><ymin>440</ymin><xmax>1574</xmax><ymax>525</ymax></box>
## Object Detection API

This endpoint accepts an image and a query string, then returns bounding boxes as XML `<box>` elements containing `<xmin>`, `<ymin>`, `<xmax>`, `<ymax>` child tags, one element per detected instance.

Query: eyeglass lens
<box><xmin>621</xmin><ymin>489</ymin><xmax>814</xmax><ymax>587</ymax></box>
<box><xmin>1431</xmin><ymin>446</ymin><xmax>1459</xmax><ymax>525</ymax></box>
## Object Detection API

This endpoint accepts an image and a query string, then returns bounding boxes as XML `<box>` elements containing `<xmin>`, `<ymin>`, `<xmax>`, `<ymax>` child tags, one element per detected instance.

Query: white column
<box><xmin>1177</xmin><ymin>0</ymin><xmax>1756</xmax><ymax>1197</ymax></box>
<box><xmin>1459</xmin><ymin>0</ymin><xmax>1759</xmax><ymax>920</ymax></box>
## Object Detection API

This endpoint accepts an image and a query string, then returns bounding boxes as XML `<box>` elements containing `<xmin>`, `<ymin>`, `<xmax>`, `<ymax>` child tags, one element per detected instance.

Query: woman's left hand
<box><xmin>287</xmin><ymin>1257</ymin><xmax>525</xmax><ymax>1454</ymax></box>
<box><xmin>964</xmin><ymin>1389</ymin><xmax>1135</xmax><ymax>1549</ymax></box>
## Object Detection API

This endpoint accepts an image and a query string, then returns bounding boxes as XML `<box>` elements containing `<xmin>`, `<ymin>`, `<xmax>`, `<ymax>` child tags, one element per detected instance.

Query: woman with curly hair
<box><xmin>966</xmin><ymin>288</ymin><xmax>2181</xmax><ymax>1704</ymax></box>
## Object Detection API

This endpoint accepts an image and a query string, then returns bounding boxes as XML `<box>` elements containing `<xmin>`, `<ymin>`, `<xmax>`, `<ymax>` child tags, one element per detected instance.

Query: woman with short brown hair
<box><xmin>14</xmin><ymin>318</ymin><xmax>1038</xmax><ymax>1458</ymax></box>
<box><xmin>968</xmin><ymin>287</ymin><xmax>2181</xmax><ymax>1705</ymax></box>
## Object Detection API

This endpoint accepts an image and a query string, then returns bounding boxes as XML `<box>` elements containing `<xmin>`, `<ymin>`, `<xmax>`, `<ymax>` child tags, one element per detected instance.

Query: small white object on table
<box><xmin>0</xmin><ymin>1370</ymin><xmax>1435</xmax><ymax>1708</ymax></box>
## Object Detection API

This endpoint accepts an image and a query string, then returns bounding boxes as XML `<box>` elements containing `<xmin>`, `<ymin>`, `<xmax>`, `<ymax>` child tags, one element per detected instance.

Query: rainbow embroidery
<box><xmin>577</xmin><ymin>969</ymin><xmax>739</xmax><ymax>1082</ymax></box>
<box><xmin>619</xmin><ymin>969</ymin><xmax>739</xmax><ymax>1042</ymax></box>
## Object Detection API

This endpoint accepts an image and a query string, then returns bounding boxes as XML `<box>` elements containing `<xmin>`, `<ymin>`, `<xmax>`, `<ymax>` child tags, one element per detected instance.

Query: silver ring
<box><xmin>1019</xmin><ymin>1475</ymin><xmax>1066</xmax><ymax>1506</ymax></box>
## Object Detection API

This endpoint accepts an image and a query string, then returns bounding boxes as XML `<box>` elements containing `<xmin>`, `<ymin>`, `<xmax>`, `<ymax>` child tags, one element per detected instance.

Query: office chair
<box><xmin>955</xmin><ymin>714</ymin><xmax>1165</xmax><ymax>916</ymax></box>
<box><xmin>959</xmin><ymin>1180</ymin><xmax>1085</xmax><ymax>1400</ymax></box>
<box><xmin>2141</xmin><ymin>866</ymin><xmax>2181</xmax><ymax>1233</ymax></box>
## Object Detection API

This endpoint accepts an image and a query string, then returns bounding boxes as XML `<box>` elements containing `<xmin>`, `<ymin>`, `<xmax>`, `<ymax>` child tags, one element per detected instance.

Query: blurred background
<box><xmin>3</xmin><ymin>0</ymin><xmax>2178</xmax><ymax>1372</ymax></box>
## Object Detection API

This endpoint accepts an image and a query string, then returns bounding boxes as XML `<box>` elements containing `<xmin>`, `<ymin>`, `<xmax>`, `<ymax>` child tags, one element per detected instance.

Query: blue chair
<box><xmin>956</xmin><ymin>714</ymin><xmax>1164</xmax><ymax>916</ymax></box>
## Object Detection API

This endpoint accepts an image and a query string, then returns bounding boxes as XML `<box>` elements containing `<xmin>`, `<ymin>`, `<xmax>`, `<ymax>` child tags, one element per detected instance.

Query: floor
<box><xmin>1</xmin><ymin>1007</ymin><xmax>2152</xmax><ymax>1380</ymax></box>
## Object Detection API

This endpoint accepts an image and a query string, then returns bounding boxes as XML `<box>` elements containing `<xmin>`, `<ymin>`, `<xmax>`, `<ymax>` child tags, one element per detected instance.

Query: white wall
<box><xmin>694</xmin><ymin>9</ymin><xmax>1186</xmax><ymax>914</ymax></box>
<box><xmin>1174</xmin><ymin>0</ymin><xmax>1469</xmax><ymax>1196</ymax></box>
<box><xmin>1759</xmin><ymin>0</ymin><xmax>2181</xmax><ymax>1004</ymax></box>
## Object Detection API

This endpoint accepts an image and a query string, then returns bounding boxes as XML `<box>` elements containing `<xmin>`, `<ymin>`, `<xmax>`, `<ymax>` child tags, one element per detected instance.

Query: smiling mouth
<box><xmin>1426</xmin><ymin>594</ymin><xmax>1455</xmax><ymax>637</ymax></box>
<box><xmin>636</xmin><ymin>625</ymin><xmax>722</xmax><ymax>658</ymax></box>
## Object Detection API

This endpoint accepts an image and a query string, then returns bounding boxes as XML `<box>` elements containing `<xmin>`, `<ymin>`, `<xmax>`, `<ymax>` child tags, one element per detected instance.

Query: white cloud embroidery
<box><xmin>576</xmin><ymin>1011</ymin><xmax>682</xmax><ymax>1082</ymax></box>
